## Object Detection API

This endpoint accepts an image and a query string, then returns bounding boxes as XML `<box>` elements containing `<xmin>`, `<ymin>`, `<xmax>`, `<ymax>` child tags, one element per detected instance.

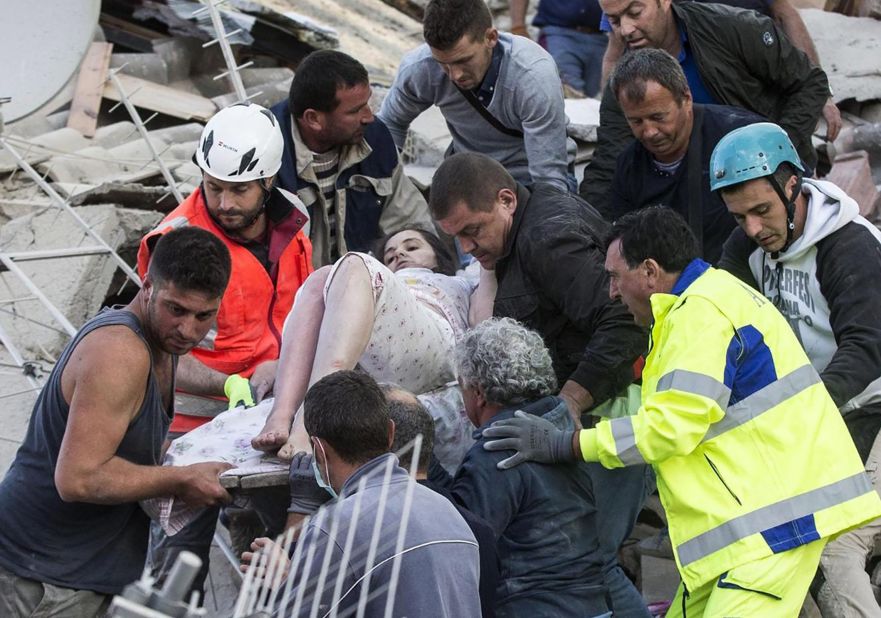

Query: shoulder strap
<box><xmin>455</xmin><ymin>86</ymin><xmax>524</xmax><ymax>139</ymax></box>
<box><xmin>686</xmin><ymin>105</ymin><xmax>705</xmax><ymax>255</ymax></box>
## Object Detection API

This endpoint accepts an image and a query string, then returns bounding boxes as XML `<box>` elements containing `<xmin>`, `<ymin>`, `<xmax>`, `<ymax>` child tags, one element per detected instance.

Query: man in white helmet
<box><xmin>137</xmin><ymin>103</ymin><xmax>314</xmax><ymax>597</ymax></box>
<box><xmin>138</xmin><ymin>103</ymin><xmax>313</xmax><ymax>431</ymax></box>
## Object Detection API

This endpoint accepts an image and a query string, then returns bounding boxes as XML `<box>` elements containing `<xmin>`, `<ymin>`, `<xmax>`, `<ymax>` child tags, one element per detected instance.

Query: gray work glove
<box><xmin>287</xmin><ymin>452</ymin><xmax>331</xmax><ymax>515</ymax></box>
<box><xmin>482</xmin><ymin>410</ymin><xmax>577</xmax><ymax>470</ymax></box>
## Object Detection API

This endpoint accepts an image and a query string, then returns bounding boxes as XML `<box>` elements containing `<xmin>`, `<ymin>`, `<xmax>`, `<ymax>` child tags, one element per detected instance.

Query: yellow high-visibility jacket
<box><xmin>587</xmin><ymin>260</ymin><xmax>881</xmax><ymax>590</ymax></box>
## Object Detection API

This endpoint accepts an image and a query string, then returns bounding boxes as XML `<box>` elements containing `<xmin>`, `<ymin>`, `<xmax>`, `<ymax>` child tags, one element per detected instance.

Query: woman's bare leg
<box><xmin>252</xmin><ymin>267</ymin><xmax>331</xmax><ymax>452</ymax></box>
<box><xmin>276</xmin><ymin>255</ymin><xmax>376</xmax><ymax>460</ymax></box>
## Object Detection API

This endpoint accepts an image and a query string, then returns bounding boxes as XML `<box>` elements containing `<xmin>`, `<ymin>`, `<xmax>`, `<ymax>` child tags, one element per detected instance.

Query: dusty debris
<box><xmin>801</xmin><ymin>9</ymin><xmax>881</xmax><ymax>103</ymax></box>
<box><xmin>0</xmin><ymin>204</ymin><xmax>159</xmax><ymax>360</ymax></box>
<box><xmin>825</xmin><ymin>151</ymin><xmax>881</xmax><ymax>217</ymax></box>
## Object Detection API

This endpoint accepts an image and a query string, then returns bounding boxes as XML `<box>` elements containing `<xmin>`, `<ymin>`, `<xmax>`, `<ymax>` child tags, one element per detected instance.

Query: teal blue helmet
<box><xmin>709</xmin><ymin>122</ymin><xmax>804</xmax><ymax>193</ymax></box>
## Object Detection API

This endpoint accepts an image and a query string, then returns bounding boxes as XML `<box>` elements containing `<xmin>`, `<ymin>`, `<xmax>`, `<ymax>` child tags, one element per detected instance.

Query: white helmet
<box><xmin>195</xmin><ymin>103</ymin><xmax>284</xmax><ymax>183</ymax></box>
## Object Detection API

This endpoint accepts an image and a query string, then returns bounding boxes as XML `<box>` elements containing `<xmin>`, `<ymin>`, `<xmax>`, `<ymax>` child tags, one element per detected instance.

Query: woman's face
<box><xmin>383</xmin><ymin>230</ymin><xmax>438</xmax><ymax>273</ymax></box>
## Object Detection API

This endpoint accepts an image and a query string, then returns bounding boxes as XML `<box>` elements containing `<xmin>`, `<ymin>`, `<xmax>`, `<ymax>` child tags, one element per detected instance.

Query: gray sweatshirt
<box><xmin>378</xmin><ymin>33</ymin><xmax>572</xmax><ymax>191</ymax></box>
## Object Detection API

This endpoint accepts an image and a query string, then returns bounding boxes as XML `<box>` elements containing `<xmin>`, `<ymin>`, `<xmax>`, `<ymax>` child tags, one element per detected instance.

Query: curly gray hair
<box><xmin>455</xmin><ymin>317</ymin><xmax>557</xmax><ymax>406</ymax></box>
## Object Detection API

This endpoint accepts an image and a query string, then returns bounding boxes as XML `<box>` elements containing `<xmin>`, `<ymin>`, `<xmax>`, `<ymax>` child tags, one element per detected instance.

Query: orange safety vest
<box><xmin>137</xmin><ymin>188</ymin><xmax>313</xmax><ymax>429</ymax></box>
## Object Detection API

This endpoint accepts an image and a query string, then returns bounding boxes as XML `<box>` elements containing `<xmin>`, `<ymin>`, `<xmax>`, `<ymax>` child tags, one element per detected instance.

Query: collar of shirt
<box><xmin>471</xmin><ymin>44</ymin><xmax>504</xmax><ymax>106</ymax></box>
<box><xmin>671</xmin><ymin>258</ymin><xmax>711</xmax><ymax>296</ymax></box>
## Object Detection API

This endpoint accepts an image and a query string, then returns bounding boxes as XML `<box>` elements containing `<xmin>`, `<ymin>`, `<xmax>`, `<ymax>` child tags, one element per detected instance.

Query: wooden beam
<box><xmin>103</xmin><ymin>73</ymin><xmax>217</xmax><ymax>122</ymax></box>
<box><xmin>67</xmin><ymin>42</ymin><xmax>114</xmax><ymax>138</ymax></box>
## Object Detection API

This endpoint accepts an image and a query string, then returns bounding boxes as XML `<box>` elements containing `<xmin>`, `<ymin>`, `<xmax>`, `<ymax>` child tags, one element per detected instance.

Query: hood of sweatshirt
<box><xmin>778</xmin><ymin>178</ymin><xmax>860</xmax><ymax>263</ymax></box>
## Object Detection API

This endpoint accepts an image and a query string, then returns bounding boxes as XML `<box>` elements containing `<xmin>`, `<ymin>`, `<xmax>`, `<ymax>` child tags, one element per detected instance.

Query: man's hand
<box><xmin>482</xmin><ymin>410</ymin><xmax>576</xmax><ymax>469</ymax></box>
<box><xmin>249</xmin><ymin>360</ymin><xmax>278</xmax><ymax>402</ymax></box>
<box><xmin>240</xmin><ymin>537</ymin><xmax>290</xmax><ymax>586</ymax></box>
<box><xmin>822</xmin><ymin>98</ymin><xmax>842</xmax><ymax>142</ymax></box>
<box><xmin>288</xmin><ymin>452</ymin><xmax>331</xmax><ymax>515</ymax></box>
<box><xmin>224</xmin><ymin>374</ymin><xmax>256</xmax><ymax>410</ymax></box>
<box><xmin>176</xmin><ymin>461</ymin><xmax>233</xmax><ymax>507</ymax></box>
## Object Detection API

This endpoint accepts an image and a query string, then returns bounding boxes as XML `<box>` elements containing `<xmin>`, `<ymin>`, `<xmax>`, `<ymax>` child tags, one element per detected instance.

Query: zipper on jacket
<box><xmin>704</xmin><ymin>454</ymin><xmax>742</xmax><ymax>505</ymax></box>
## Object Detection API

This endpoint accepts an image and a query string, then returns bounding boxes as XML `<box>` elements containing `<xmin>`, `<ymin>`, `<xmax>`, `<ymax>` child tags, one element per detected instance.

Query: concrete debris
<box><xmin>825</xmin><ymin>151</ymin><xmax>881</xmax><ymax>217</ymax></box>
<box><xmin>33</xmin><ymin>123</ymin><xmax>201</xmax><ymax>187</ymax></box>
<box><xmin>0</xmin><ymin>128</ymin><xmax>91</xmax><ymax>174</ymax></box>
<box><xmin>833</xmin><ymin>122</ymin><xmax>881</xmax><ymax>184</ymax></box>
<box><xmin>68</xmin><ymin>182</ymin><xmax>180</xmax><ymax>213</ymax></box>
<box><xmin>0</xmin><ymin>204</ymin><xmax>158</xmax><ymax>360</ymax></box>
<box><xmin>110</xmin><ymin>52</ymin><xmax>171</xmax><ymax>85</ymax></box>
<box><xmin>565</xmin><ymin>98</ymin><xmax>601</xmax><ymax>143</ymax></box>
<box><xmin>801</xmin><ymin>9</ymin><xmax>881</xmax><ymax>103</ymax></box>
<box><xmin>401</xmin><ymin>105</ymin><xmax>451</xmax><ymax>167</ymax></box>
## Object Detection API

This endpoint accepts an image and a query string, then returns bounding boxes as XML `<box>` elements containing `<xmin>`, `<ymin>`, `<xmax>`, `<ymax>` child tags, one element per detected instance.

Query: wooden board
<box><xmin>67</xmin><ymin>42</ymin><xmax>114</xmax><ymax>138</ymax></box>
<box><xmin>103</xmin><ymin>73</ymin><xmax>217</xmax><ymax>122</ymax></box>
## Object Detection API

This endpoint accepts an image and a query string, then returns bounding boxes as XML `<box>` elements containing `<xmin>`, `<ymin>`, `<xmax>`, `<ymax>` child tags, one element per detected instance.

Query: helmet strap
<box><xmin>767</xmin><ymin>173</ymin><xmax>802</xmax><ymax>256</ymax></box>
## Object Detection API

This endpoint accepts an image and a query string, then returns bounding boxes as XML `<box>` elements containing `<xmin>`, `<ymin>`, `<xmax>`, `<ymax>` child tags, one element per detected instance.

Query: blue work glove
<box><xmin>482</xmin><ymin>410</ymin><xmax>577</xmax><ymax>470</ymax></box>
<box><xmin>288</xmin><ymin>452</ymin><xmax>331</xmax><ymax>515</ymax></box>
<box><xmin>224</xmin><ymin>374</ymin><xmax>256</xmax><ymax>410</ymax></box>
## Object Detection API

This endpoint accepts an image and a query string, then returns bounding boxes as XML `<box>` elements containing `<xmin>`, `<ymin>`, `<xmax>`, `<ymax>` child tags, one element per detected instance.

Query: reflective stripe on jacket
<box><xmin>593</xmin><ymin>260</ymin><xmax>881</xmax><ymax>589</ymax></box>
<box><xmin>136</xmin><ymin>188</ymin><xmax>313</xmax><ymax>376</ymax></box>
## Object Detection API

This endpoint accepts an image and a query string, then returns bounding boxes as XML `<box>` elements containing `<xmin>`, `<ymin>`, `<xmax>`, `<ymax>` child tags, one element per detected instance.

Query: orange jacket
<box><xmin>137</xmin><ymin>187</ymin><xmax>313</xmax><ymax>378</ymax></box>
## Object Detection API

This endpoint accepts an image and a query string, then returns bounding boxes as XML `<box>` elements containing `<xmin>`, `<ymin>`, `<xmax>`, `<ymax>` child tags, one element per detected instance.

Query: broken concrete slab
<box><xmin>211</xmin><ymin>78</ymin><xmax>293</xmax><ymax>110</ymax></box>
<box><xmin>152</xmin><ymin>37</ymin><xmax>204</xmax><ymax>83</ymax></box>
<box><xmin>801</xmin><ymin>9</ymin><xmax>881</xmax><ymax>103</ymax></box>
<box><xmin>37</xmin><ymin>124</ymin><xmax>200</xmax><ymax>186</ymax></box>
<box><xmin>565</xmin><ymin>97</ymin><xmax>601</xmax><ymax>143</ymax></box>
<box><xmin>91</xmin><ymin>121</ymin><xmax>138</xmax><ymax>149</ymax></box>
<box><xmin>833</xmin><ymin>122</ymin><xmax>881</xmax><ymax>184</ymax></box>
<box><xmin>3</xmin><ymin>110</ymin><xmax>69</xmax><ymax>140</ymax></box>
<box><xmin>826</xmin><ymin>151</ymin><xmax>881</xmax><ymax>217</ymax></box>
<box><xmin>110</xmin><ymin>52</ymin><xmax>170</xmax><ymax>85</ymax></box>
<box><xmin>0</xmin><ymin>127</ymin><xmax>91</xmax><ymax>174</ymax></box>
<box><xmin>0</xmin><ymin>204</ymin><xmax>129</xmax><ymax>359</ymax></box>
<box><xmin>401</xmin><ymin>105</ymin><xmax>451</xmax><ymax>167</ymax></box>
<box><xmin>69</xmin><ymin>182</ymin><xmax>179</xmax><ymax>213</ymax></box>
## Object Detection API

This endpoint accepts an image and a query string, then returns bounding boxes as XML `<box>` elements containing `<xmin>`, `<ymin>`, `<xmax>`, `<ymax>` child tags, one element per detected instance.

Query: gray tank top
<box><xmin>0</xmin><ymin>308</ymin><xmax>173</xmax><ymax>594</ymax></box>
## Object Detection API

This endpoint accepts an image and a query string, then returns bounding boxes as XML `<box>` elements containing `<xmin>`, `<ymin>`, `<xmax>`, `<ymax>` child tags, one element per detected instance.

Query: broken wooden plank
<box><xmin>67</xmin><ymin>42</ymin><xmax>114</xmax><ymax>138</ymax></box>
<box><xmin>103</xmin><ymin>73</ymin><xmax>217</xmax><ymax>122</ymax></box>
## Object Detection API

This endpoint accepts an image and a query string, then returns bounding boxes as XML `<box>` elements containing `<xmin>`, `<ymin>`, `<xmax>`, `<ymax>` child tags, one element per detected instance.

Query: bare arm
<box><xmin>509</xmin><ymin>0</ymin><xmax>530</xmax><ymax>36</ymax></box>
<box><xmin>770</xmin><ymin>0</ymin><xmax>818</xmax><ymax>64</ymax></box>
<box><xmin>600</xmin><ymin>34</ymin><xmax>624</xmax><ymax>90</ymax></box>
<box><xmin>769</xmin><ymin>0</ymin><xmax>840</xmax><ymax>140</ymax></box>
<box><xmin>176</xmin><ymin>354</ymin><xmax>276</xmax><ymax>402</ymax></box>
<box><xmin>55</xmin><ymin>326</ymin><xmax>231</xmax><ymax>506</ymax></box>
<box><xmin>468</xmin><ymin>267</ymin><xmax>497</xmax><ymax>327</ymax></box>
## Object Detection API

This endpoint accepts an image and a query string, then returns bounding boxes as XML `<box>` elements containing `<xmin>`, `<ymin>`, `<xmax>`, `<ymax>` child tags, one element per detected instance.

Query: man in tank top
<box><xmin>0</xmin><ymin>227</ymin><xmax>234</xmax><ymax>617</ymax></box>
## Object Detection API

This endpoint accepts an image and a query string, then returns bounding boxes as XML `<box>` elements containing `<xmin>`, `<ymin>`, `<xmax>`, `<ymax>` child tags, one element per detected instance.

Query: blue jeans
<box><xmin>541</xmin><ymin>26</ymin><xmax>608</xmax><ymax>97</ymax></box>
<box><xmin>587</xmin><ymin>462</ymin><xmax>654</xmax><ymax>617</ymax></box>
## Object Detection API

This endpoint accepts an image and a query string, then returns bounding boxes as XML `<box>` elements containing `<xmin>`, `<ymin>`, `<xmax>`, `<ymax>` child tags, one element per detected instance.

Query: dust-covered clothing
<box><xmin>324</xmin><ymin>253</ymin><xmax>474</xmax><ymax>394</ymax></box>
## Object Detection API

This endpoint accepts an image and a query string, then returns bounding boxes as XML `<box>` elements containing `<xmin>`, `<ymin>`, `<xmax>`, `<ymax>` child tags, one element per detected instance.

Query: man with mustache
<box><xmin>579</xmin><ymin>0</ymin><xmax>830</xmax><ymax>215</ymax></box>
<box><xmin>138</xmin><ymin>103</ymin><xmax>313</xmax><ymax>430</ymax></box>
<box><xmin>270</xmin><ymin>50</ymin><xmax>433</xmax><ymax>268</ymax></box>
<box><xmin>606</xmin><ymin>48</ymin><xmax>763</xmax><ymax>264</ymax></box>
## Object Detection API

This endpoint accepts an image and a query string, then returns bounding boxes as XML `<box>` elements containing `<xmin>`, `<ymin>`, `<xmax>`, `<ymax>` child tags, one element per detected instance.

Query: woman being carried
<box><xmin>252</xmin><ymin>227</ymin><xmax>494</xmax><ymax>459</ymax></box>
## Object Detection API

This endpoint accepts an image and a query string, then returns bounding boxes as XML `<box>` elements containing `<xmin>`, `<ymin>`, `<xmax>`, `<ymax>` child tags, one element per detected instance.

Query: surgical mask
<box><xmin>311</xmin><ymin>439</ymin><xmax>338</xmax><ymax>500</ymax></box>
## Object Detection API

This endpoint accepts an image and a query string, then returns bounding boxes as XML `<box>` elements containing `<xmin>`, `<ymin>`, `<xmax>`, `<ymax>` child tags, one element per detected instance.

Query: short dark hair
<box><xmin>610</xmin><ymin>48</ymin><xmax>690</xmax><ymax>106</ymax></box>
<box><xmin>719</xmin><ymin>161</ymin><xmax>801</xmax><ymax>198</ymax></box>
<box><xmin>429</xmin><ymin>152</ymin><xmax>516</xmax><ymax>219</ymax></box>
<box><xmin>289</xmin><ymin>50</ymin><xmax>369</xmax><ymax>118</ymax></box>
<box><xmin>303</xmin><ymin>370</ymin><xmax>390</xmax><ymax>465</ymax></box>
<box><xmin>606</xmin><ymin>207</ymin><xmax>698</xmax><ymax>273</ymax></box>
<box><xmin>423</xmin><ymin>0</ymin><xmax>493</xmax><ymax>50</ymax></box>
<box><xmin>373</xmin><ymin>227</ymin><xmax>456</xmax><ymax>276</ymax></box>
<box><xmin>148</xmin><ymin>227</ymin><xmax>231</xmax><ymax>297</ymax></box>
<box><xmin>387</xmin><ymin>398</ymin><xmax>435</xmax><ymax>472</ymax></box>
